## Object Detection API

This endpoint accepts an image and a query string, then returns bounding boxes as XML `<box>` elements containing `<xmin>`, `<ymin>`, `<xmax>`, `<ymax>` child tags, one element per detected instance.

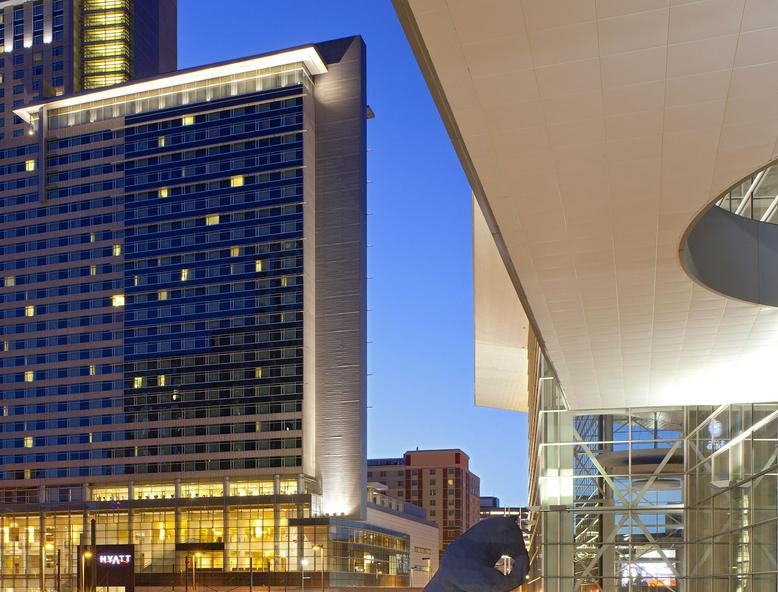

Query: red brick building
<box><xmin>368</xmin><ymin>449</ymin><xmax>481</xmax><ymax>556</ymax></box>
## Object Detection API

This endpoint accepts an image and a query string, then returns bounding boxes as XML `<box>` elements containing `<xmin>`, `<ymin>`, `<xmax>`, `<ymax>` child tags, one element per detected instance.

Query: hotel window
<box><xmin>90</xmin><ymin>232</ymin><xmax>96</xmax><ymax>242</ymax></box>
<box><xmin>280</xmin><ymin>276</ymin><xmax>288</xmax><ymax>287</ymax></box>
<box><xmin>182</xmin><ymin>115</ymin><xmax>194</xmax><ymax>126</ymax></box>
<box><xmin>158</xmin><ymin>375</ymin><xmax>166</xmax><ymax>387</ymax></box>
<box><xmin>25</xmin><ymin>305</ymin><xmax>35</xmax><ymax>317</ymax></box>
<box><xmin>180</xmin><ymin>268</ymin><xmax>189</xmax><ymax>281</ymax></box>
<box><xmin>24</xmin><ymin>436</ymin><xmax>33</xmax><ymax>448</ymax></box>
<box><xmin>5</xmin><ymin>276</ymin><xmax>14</xmax><ymax>287</ymax></box>
<box><xmin>158</xmin><ymin>136</ymin><xmax>166</xmax><ymax>147</ymax></box>
<box><xmin>25</xmin><ymin>159</ymin><xmax>35</xmax><ymax>171</ymax></box>
<box><xmin>90</xmin><ymin>265</ymin><xmax>97</xmax><ymax>276</ymax></box>
<box><xmin>230</xmin><ymin>246</ymin><xmax>240</xmax><ymax>257</ymax></box>
<box><xmin>133</xmin><ymin>377</ymin><xmax>143</xmax><ymax>389</ymax></box>
<box><xmin>255</xmin><ymin>368</ymin><xmax>263</xmax><ymax>378</ymax></box>
<box><xmin>24</xmin><ymin>371</ymin><xmax>34</xmax><ymax>383</ymax></box>
<box><xmin>230</xmin><ymin>175</ymin><xmax>244</xmax><ymax>188</ymax></box>
<box><xmin>255</xmin><ymin>260</ymin><xmax>264</xmax><ymax>272</ymax></box>
<box><xmin>158</xmin><ymin>187</ymin><xmax>169</xmax><ymax>198</ymax></box>
<box><xmin>89</xmin><ymin>365</ymin><xmax>96</xmax><ymax>376</ymax></box>
<box><xmin>113</xmin><ymin>244</ymin><xmax>121</xmax><ymax>256</ymax></box>
<box><xmin>111</xmin><ymin>294</ymin><xmax>125</xmax><ymax>307</ymax></box>
<box><xmin>205</xmin><ymin>214</ymin><xmax>220</xmax><ymax>226</ymax></box>
<box><xmin>158</xmin><ymin>290</ymin><xmax>168</xmax><ymax>301</ymax></box>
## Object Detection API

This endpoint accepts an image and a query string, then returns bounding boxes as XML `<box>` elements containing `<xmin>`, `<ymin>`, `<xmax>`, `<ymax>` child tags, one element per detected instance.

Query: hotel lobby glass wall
<box><xmin>527</xmin><ymin>346</ymin><xmax>778</xmax><ymax>591</ymax></box>
<box><xmin>0</xmin><ymin>484</ymin><xmax>410</xmax><ymax>592</ymax></box>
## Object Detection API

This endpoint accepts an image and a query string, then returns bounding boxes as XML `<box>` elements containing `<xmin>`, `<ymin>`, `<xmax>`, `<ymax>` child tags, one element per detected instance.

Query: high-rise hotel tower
<box><xmin>0</xmin><ymin>0</ymin><xmax>177</xmax><ymax>143</ymax></box>
<box><xmin>0</xmin><ymin>36</ymin><xmax>384</xmax><ymax>591</ymax></box>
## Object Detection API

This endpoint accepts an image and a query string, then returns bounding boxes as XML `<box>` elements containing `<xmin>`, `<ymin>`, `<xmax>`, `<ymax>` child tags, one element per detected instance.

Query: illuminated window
<box><xmin>255</xmin><ymin>260</ymin><xmax>264</xmax><ymax>272</ymax></box>
<box><xmin>89</xmin><ymin>365</ymin><xmax>96</xmax><ymax>376</ymax></box>
<box><xmin>133</xmin><ymin>377</ymin><xmax>143</xmax><ymax>389</ymax></box>
<box><xmin>5</xmin><ymin>276</ymin><xmax>14</xmax><ymax>287</ymax></box>
<box><xmin>255</xmin><ymin>368</ymin><xmax>263</xmax><ymax>379</ymax></box>
<box><xmin>113</xmin><ymin>244</ymin><xmax>121</xmax><ymax>256</ymax></box>
<box><xmin>158</xmin><ymin>375</ymin><xmax>166</xmax><ymax>387</ymax></box>
<box><xmin>182</xmin><ymin>115</ymin><xmax>195</xmax><ymax>126</ymax></box>
<box><xmin>180</xmin><ymin>268</ymin><xmax>189</xmax><ymax>281</ymax></box>
<box><xmin>206</xmin><ymin>214</ymin><xmax>220</xmax><ymax>226</ymax></box>
<box><xmin>111</xmin><ymin>294</ymin><xmax>125</xmax><ymax>307</ymax></box>
<box><xmin>25</xmin><ymin>159</ymin><xmax>35</xmax><ymax>172</ymax></box>
<box><xmin>24</xmin><ymin>371</ymin><xmax>34</xmax><ymax>383</ymax></box>
<box><xmin>90</xmin><ymin>233</ymin><xmax>96</xmax><ymax>243</ymax></box>
<box><xmin>158</xmin><ymin>187</ymin><xmax>169</xmax><ymax>198</ymax></box>
<box><xmin>230</xmin><ymin>175</ymin><xmax>244</xmax><ymax>188</ymax></box>
<box><xmin>133</xmin><ymin>275</ymin><xmax>139</xmax><ymax>287</ymax></box>
<box><xmin>25</xmin><ymin>305</ymin><xmax>35</xmax><ymax>317</ymax></box>
<box><xmin>280</xmin><ymin>276</ymin><xmax>288</xmax><ymax>287</ymax></box>
<box><xmin>230</xmin><ymin>246</ymin><xmax>240</xmax><ymax>257</ymax></box>
<box><xmin>24</xmin><ymin>437</ymin><xmax>33</xmax><ymax>448</ymax></box>
<box><xmin>158</xmin><ymin>290</ymin><xmax>168</xmax><ymax>301</ymax></box>
<box><xmin>158</xmin><ymin>136</ymin><xmax>166</xmax><ymax>147</ymax></box>
<box><xmin>90</xmin><ymin>265</ymin><xmax>97</xmax><ymax>276</ymax></box>
<box><xmin>2</xmin><ymin>342</ymin><xmax>8</xmax><ymax>352</ymax></box>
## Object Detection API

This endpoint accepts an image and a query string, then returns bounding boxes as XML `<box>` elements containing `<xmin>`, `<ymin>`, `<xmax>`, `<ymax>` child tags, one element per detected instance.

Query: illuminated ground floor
<box><xmin>526</xmin><ymin>347</ymin><xmax>778</xmax><ymax>591</ymax></box>
<box><xmin>0</xmin><ymin>476</ymin><xmax>436</xmax><ymax>592</ymax></box>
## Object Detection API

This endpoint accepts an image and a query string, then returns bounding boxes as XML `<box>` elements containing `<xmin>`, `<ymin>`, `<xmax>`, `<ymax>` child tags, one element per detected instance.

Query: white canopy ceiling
<box><xmin>397</xmin><ymin>0</ymin><xmax>778</xmax><ymax>409</ymax></box>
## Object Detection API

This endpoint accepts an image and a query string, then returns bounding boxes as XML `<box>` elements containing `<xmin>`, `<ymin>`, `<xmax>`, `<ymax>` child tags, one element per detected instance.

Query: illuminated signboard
<box><xmin>94</xmin><ymin>544</ymin><xmax>135</xmax><ymax>591</ymax></box>
<box><xmin>98</xmin><ymin>554</ymin><xmax>132</xmax><ymax>566</ymax></box>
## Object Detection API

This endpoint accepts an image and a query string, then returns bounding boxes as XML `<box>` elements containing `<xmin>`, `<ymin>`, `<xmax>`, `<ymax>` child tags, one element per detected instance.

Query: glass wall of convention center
<box><xmin>526</xmin><ymin>344</ymin><xmax>778</xmax><ymax>591</ymax></box>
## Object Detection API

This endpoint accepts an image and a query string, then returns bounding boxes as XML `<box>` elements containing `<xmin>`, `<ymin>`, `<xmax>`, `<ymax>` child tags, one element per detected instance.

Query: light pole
<box><xmin>193</xmin><ymin>552</ymin><xmax>202</xmax><ymax>592</ymax></box>
<box><xmin>312</xmin><ymin>545</ymin><xmax>323</xmax><ymax>592</ymax></box>
<box><xmin>301</xmin><ymin>559</ymin><xmax>308</xmax><ymax>592</ymax></box>
<box><xmin>81</xmin><ymin>550</ymin><xmax>92</xmax><ymax>592</ymax></box>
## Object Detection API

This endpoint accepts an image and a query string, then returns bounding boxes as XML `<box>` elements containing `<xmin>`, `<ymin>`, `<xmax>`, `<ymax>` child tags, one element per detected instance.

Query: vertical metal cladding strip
<box><xmin>313</xmin><ymin>37</ymin><xmax>367</xmax><ymax>519</ymax></box>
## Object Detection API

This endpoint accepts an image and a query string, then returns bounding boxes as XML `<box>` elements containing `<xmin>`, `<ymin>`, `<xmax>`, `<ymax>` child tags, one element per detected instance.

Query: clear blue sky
<box><xmin>179</xmin><ymin>0</ymin><xmax>528</xmax><ymax>506</ymax></box>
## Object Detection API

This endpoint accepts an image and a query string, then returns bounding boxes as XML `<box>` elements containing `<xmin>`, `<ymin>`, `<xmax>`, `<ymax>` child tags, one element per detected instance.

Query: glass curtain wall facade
<box><xmin>527</xmin><ymin>335</ymin><xmax>778</xmax><ymax>591</ymax></box>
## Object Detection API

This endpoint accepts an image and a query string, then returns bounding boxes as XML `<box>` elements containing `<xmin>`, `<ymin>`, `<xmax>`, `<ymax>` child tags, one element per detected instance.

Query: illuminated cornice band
<box><xmin>14</xmin><ymin>46</ymin><xmax>328</xmax><ymax>123</ymax></box>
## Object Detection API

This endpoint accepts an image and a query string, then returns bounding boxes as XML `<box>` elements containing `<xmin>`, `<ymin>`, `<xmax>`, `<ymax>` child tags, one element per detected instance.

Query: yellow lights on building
<box><xmin>113</xmin><ymin>244</ymin><xmax>122</xmax><ymax>256</ymax></box>
<box><xmin>25</xmin><ymin>305</ymin><xmax>35</xmax><ymax>317</ymax></box>
<box><xmin>90</xmin><ymin>265</ymin><xmax>97</xmax><ymax>276</ymax></box>
<box><xmin>112</xmin><ymin>294</ymin><xmax>125</xmax><ymax>307</ymax></box>
<box><xmin>24</xmin><ymin>371</ymin><xmax>34</xmax><ymax>383</ymax></box>
<box><xmin>89</xmin><ymin>365</ymin><xmax>96</xmax><ymax>376</ymax></box>
<box><xmin>158</xmin><ymin>187</ymin><xmax>169</xmax><ymax>198</ymax></box>
<box><xmin>280</xmin><ymin>276</ymin><xmax>288</xmax><ymax>287</ymax></box>
<box><xmin>181</xmin><ymin>268</ymin><xmax>190</xmax><ymax>282</ymax></box>
<box><xmin>230</xmin><ymin>175</ymin><xmax>245</xmax><ymax>188</ymax></box>
<box><xmin>230</xmin><ymin>246</ymin><xmax>241</xmax><ymax>257</ymax></box>
<box><xmin>158</xmin><ymin>375</ymin><xmax>166</xmax><ymax>387</ymax></box>
<box><xmin>255</xmin><ymin>368</ymin><xmax>263</xmax><ymax>379</ymax></box>
<box><xmin>255</xmin><ymin>260</ymin><xmax>264</xmax><ymax>272</ymax></box>
<box><xmin>24</xmin><ymin>437</ymin><xmax>33</xmax><ymax>449</ymax></box>
<box><xmin>182</xmin><ymin>115</ymin><xmax>195</xmax><ymax>126</ymax></box>
<box><xmin>81</xmin><ymin>0</ymin><xmax>131</xmax><ymax>90</ymax></box>
<box><xmin>5</xmin><ymin>276</ymin><xmax>15</xmax><ymax>287</ymax></box>
<box><xmin>133</xmin><ymin>377</ymin><xmax>144</xmax><ymax>389</ymax></box>
<box><xmin>25</xmin><ymin>159</ymin><xmax>36</xmax><ymax>172</ymax></box>
<box><xmin>158</xmin><ymin>290</ymin><xmax>168</xmax><ymax>301</ymax></box>
<box><xmin>206</xmin><ymin>214</ymin><xmax>220</xmax><ymax>226</ymax></box>
<box><xmin>158</xmin><ymin>136</ymin><xmax>166</xmax><ymax>147</ymax></box>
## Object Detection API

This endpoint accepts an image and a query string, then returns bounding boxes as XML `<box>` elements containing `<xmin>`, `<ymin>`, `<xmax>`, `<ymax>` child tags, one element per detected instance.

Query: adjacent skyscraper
<box><xmin>0</xmin><ymin>36</ymin><xmax>409</xmax><ymax>592</ymax></box>
<box><xmin>0</xmin><ymin>0</ymin><xmax>177</xmax><ymax>143</ymax></box>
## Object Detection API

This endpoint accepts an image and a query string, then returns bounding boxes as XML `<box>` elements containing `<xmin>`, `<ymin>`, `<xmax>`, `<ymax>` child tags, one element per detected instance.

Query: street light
<box><xmin>301</xmin><ymin>559</ymin><xmax>309</xmax><ymax>592</ymax></box>
<box><xmin>312</xmin><ymin>545</ymin><xmax>324</xmax><ymax>592</ymax></box>
<box><xmin>193</xmin><ymin>552</ymin><xmax>202</xmax><ymax>592</ymax></box>
<box><xmin>81</xmin><ymin>551</ymin><xmax>93</xmax><ymax>592</ymax></box>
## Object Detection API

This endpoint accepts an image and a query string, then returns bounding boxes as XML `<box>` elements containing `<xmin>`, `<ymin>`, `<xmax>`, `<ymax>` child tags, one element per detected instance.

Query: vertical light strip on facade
<box><xmin>80</xmin><ymin>0</ymin><xmax>132</xmax><ymax>89</ymax></box>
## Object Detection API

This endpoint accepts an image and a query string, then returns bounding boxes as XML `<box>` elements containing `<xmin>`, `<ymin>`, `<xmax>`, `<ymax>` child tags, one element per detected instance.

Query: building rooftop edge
<box><xmin>13</xmin><ymin>44</ymin><xmax>329</xmax><ymax>123</ymax></box>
